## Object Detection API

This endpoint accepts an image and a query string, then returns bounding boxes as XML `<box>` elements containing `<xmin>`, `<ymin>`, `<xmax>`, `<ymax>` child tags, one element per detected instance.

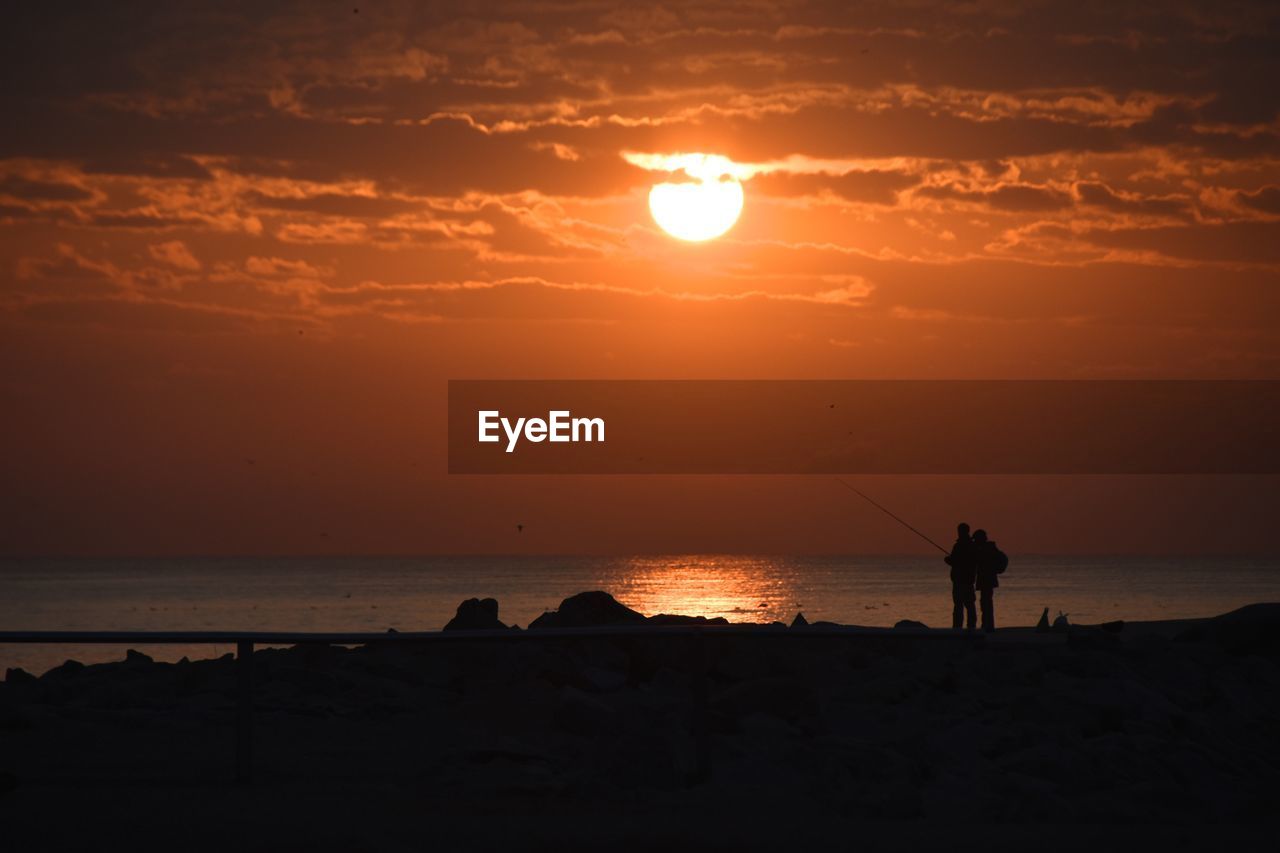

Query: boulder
<box><xmin>790</xmin><ymin>612</ymin><xmax>809</xmax><ymax>629</ymax></box>
<box><xmin>443</xmin><ymin>597</ymin><xmax>509</xmax><ymax>631</ymax></box>
<box><xmin>1175</xmin><ymin>602</ymin><xmax>1280</xmax><ymax>656</ymax></box>
<box><xmin>42</xmin><ymin>659</ymin><xmax>85</xmax><ymax>679</ymax></box>
<box><xmin>597</xmin><ymin>727</ymin><xmax>697</xmax><ymax>790</ymax></box>
<box><xmin>553</xmin><ymin>686</ymin><xmax>620</xmax><ymax>735</ymax></box>
<box><xmin>580</xmin><ymin>665</ymin><xmax>627</xmax><ymax>693</ymax></box>
<box><xmin>713</xmin><ymin>677</ymin><xmax>816</xmax><ymax>724</ymax></box>
<box><xmin>529</xmin><ymin>591</ymin><xmax>645</xmax><ymax>629</ymax></box>
<box><xmin>4</xmin><ymin>668</ymin><xmax>36</xmax><ymax>685</ymax></box>
<box><xmin>124</xmin><ymin>648</ymin><xmax>153</xmax><ymax>665</ymax></box>
<box><xmin>894</xmin><ymin>619</ymin><xmax>928</xmax><ymax>630</ymax></box>
<box><xmin>1036</xmin><ymin>607</ymin><xmax>1051</xmax><ymax>633</ymax></box>
<box><xmin>1068</xmin><ymin>625</ymin><xmax>1121</xmax><ymax>649</ymax></box>
<box><xmin>646</xmin><ymin>614</ymin><xmax>729</xmax><ymax>626</ymax></box>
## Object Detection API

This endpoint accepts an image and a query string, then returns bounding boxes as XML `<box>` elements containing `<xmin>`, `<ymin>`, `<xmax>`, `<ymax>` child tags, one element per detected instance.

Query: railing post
<box><xmin>235</xmin><ymin>639</ymin><xmax>253</xmax><ymax>784</ymax></box>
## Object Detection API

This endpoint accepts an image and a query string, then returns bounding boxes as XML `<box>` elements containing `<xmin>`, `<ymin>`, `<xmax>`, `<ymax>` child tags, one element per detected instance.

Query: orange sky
<box><xmin>2</xmin><ymin>2</ymin><xmax>1278</xmax><ymax>556</ymax></box>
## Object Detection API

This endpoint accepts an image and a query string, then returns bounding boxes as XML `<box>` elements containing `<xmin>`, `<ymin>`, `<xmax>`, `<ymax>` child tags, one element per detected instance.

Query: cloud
<box><xmin>1073</xmin><ymin>181</ymin><xmax>1192</xmax><ymax>217</ymax></box>
<box><xmin>21</xmin><ymin>297</ymin><xmax>265</xmax><ymax>333</ymax></box>
<box><xmin>798</xmin><ymin>277</ymin><xmax>874</xmax><ymax>305</ymax></box>
<box><xmin>0</xmin><ymin>0</ymin><xmax>1275</xmax><ymax>346</ymax></box>
<box><xmin>0</xmin><ymin>173</ymin><xmax>92</xmax><ymax>202</ymax></box>
<box><xmin>11</xmin><ymin>244</ymin><xmax>124</xmax><ymax>298</ymax></box>
<box><xmin>275</xmin><ymin>220</ymin><xmax>369</xmax><ymax>245</ymax></box>
<box><xmin>244</xmin><ymin>256</ymin><xmax>325</xmax><ymax>278</ymax></box>
<box><xmin>1236</xmin><ymin>186</ymin><xmax>1280</xmax><ymax>215</ymax></box>
<box><xmin>5</xmin><ymin>0</ymin><xmax>1280</xmax><ymax>563</ymax></box>
<box><xmin>1076</xmin><ymin>220</ymin><xmax>1280</xmax><ymax>265</ymax></box>
<box><xmin>750</xmin><ymin>169</ymin><xmax>921</xmax><ymax>205</ymax></box>
<box><xmin>244</xmin><ymin>191</ymin><xmax>425</xmax><ymax>218</ymax></box>
<box><xmin>148</xmin><ymin>240</ymin><xmax>201</xmax><ymax>270</ymax></box>
<box><xmin>916</xmin><ymin>182</ymin><xmax>1074</xmax><ymax>212</ymax></box>
<box><xmin>81</xmin><ymin>153</ymin><xmax>214</xmax><ymax>180</ymax></box>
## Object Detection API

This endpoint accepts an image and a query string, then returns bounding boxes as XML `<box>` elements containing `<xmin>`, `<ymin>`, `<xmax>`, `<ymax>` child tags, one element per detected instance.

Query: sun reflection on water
<box><xmin>613</xmin><ymin>555</ymin><xmax>802</xmax><ymax>624</ymax></box>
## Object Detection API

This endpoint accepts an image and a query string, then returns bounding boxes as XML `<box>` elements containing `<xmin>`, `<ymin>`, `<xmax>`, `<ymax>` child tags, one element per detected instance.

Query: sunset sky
<box><xmin>2</xmin><ymin>1</ymin><xmax>1278</xmax><ymax>556</ymax></box>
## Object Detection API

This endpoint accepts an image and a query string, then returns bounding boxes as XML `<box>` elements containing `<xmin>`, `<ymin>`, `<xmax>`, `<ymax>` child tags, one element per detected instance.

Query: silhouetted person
<box><xmin>972</xmin><ymin>529</ymin><xmax>1008</xmax><ymax>633</ymax></box>
<box><xmin>944</xmin><ymin>522</ymin><xmax>977</xmax><ymax>630</ymax></box>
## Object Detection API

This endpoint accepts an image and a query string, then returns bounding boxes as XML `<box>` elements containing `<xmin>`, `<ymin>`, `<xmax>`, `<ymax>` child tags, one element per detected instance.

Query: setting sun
<box><xmin>4</xmin><ymin>3</ymin><xmax>1280</xmax><ymax>843</ymax></box>
<box><xmin>645</xmin><ymin>153</ymin><xmax>745</xmax><ymax>242</ymax></box>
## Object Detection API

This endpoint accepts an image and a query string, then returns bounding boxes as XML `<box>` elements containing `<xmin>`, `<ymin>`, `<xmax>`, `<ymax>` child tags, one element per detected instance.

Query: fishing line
<box><xmin>834</xmin><ymin>477</ymin><xmax>949</xmax><ymax>555</ymax></box>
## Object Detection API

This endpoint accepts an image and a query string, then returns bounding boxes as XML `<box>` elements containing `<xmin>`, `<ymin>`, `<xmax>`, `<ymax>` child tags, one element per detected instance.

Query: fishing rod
<box><xmin>834</xmin><ymin>477</ymin><xmax>949</xmax><ymax>555</ymax></box>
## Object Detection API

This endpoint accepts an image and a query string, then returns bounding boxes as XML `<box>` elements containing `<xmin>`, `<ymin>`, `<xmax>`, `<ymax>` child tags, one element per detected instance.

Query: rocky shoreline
<box><xmin>2</xmin><ymin>593</ymin><xmax>1279</xmax><ymax>848</ymax></box>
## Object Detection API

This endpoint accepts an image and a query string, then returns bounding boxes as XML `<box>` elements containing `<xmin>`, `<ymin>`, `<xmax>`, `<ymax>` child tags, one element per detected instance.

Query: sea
<box><xmin>3</xmin><ymin>555</ymin><xmax>1279</xmax><ymax>675</ymax></box>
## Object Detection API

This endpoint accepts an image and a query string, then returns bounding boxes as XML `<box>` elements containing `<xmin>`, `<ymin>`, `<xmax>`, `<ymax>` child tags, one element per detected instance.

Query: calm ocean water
<box><xmin>2</xmin><ymin>555</ymin><xmax>1279</xmax><ymax>675</ymax></box>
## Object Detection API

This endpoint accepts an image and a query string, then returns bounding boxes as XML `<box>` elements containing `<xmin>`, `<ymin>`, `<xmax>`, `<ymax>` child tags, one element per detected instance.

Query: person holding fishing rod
<box><xmin>944</xmin><ymin>523</ymin><xmax>978</xmax><ymax>631</ymax></box>
<box><xmin>836</xmin><ymin>479</ymin><xmax>1006</xmax><ymax>632</ymax></box>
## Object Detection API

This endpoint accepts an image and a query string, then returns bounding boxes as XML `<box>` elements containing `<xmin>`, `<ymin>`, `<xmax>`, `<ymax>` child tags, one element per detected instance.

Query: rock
<box><xmin>4</xmin><ymin>668</ymin><xmax>36</xmax><ymax>685</ymax></box>
<box><xmin>1100</xmin><ymin>620</ymin><xmax>1125</xmax><ymax>633</ymax></box>
<box><xmin>1036</xmin><ymin>607</ymin><xmax>1051</xmax><ymax>632</ymax></box>
<box><xmin>1175</xmin><ymin>602</ymin><xmax>1280</xmax><ymax>656</ymax></box>
<box><xmin>124</xmin><ymin>648</ymin><xmax>152</xmax><ymax>665</ymax></box>
<box><xmin>1052</xmin><ymin>611</ymin><xmax>1071</xmax><ymax>632</ymax></box>
<box><xmin>0</xmin><ymin>704</ymin><xmax>33</xmax><ymax>732</ymax></box>
<box><xmin>42</xmin><ymin>659</ymin><xmax>85</xmax><ymax>679</ymax></box>
<box><xmin>872</xmin><ymin>780</ymin><xmax>924</xmax><ymax>819</ymax></box>
<box><xmin>713</xmin><ymin>677</ymin><xmax>816</xmax><ymax>724</ymax></box>
<box><xmin>790</xmin><ymin>612</ymin><xmax>809</xmax><ymax>629</ymax></box>
<box><xmin>580</xmin><ymin>664</ymin><xmax>627</xmax><ymax>693</ymax></box>
<box><xmin>529</xmin><ymin>591</ymin><xmax>645</xmax><ymax>629</ymax></box>
<box><xmin>443</xmin><ymin>597</ymin><xmax>509</xmax><ymax>631</ymax></box>
<box><xmin>597</xmin><ymin>727</ymin><xmax>697</xmax><ymax>790</ymax></box>
<box><xmin>710</xmin><ymin>643</ymin><xmax>773</xmax><ymax>681</ymax></box>
<box><xmin>436</xmin><ymin>742</ymin><xmax>560</xmax><ymax>797</ymax></box>
<box><xmin>738</xmin><ymin>710</ymin><xmax>796</xmax><ymax>739</ymax></box>
<box><xmin>894</xmin><ymin>619</ymin><xmax>927</xmax><ymax>630</ymax></box>
<box><xmin>1068</xmin><ymin>625</ymin><xmax>1121</xmax><ymax>649</ymax></box>
<box><xmin>553</xmin><ymin>686</ymin><xmax>619</xmax><ymax>735</ymax></box>
<box><xmin>646</xmin><ymin>614</ymin><xmax>729</xmax><ymax>626</ymax></box>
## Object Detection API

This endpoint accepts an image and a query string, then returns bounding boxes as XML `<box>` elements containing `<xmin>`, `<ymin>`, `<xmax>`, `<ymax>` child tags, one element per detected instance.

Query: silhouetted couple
<box><xmin>945</xmin><ymin>522</ymin><xmax>1007</xmax><ymax>632</ymax></box>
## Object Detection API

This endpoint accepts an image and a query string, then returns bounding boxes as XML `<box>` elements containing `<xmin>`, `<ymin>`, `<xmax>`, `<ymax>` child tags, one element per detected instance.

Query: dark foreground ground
<box><xmin>2</xmin><ymin>597</ymin><xmax>1279</xmax><ymax>851</ymax></box>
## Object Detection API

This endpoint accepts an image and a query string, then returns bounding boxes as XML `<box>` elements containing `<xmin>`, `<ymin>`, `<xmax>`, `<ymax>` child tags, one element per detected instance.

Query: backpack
<box><xmin>991</xmin><ymin>545</ymin><xmax>1008</xmax><ymax>574</ymax></box>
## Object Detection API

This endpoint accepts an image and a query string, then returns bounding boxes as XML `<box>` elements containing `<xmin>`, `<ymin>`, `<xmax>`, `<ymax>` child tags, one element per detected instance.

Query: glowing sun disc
<box><xmin>648</xmin><ymin>156</ymin><xmax>744</xmax><ymax>242</ymax></box>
